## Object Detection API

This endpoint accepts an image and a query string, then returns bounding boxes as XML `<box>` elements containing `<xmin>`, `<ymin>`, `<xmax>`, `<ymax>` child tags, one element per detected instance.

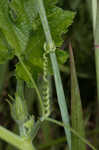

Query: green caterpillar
<box><xmin>43</xmin><ymin>42</ymin><xmax>56</xmax><ymax>118</ymax></box>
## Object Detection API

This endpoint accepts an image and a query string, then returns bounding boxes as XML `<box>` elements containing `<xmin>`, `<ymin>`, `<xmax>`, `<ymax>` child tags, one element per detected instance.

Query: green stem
<box><xmin>46</xmin><ymin>118</ymin><xmax>97</xmax><ymax>150</ymax></box>
<box><xmin>0</xmin><ymin>126</ymin><xmax>22</xmax><ymax>149</ymax></box>
<box><xmin>31</xmin><ymin>119</ymin><xmax>42</xmax><ymax>141</ymax></box>
<box><xmin>16</xmin><ymin>79</ymin><xmax>24</xmax><ymax>99</ymax></box>
<box><xmin>17</xmin><ymin>55</ymin><xmax>44</xmax><ymax>116</ymax></box>
<box><xmin>0</xmin><ymin>126</ymin><xmax>35</xmax><ymax>150</ymax></box>
<box><xmin>0</xmin><ymin>63</ymin><xmax>8</xmax><ymax>96</ymax></box>
<box><xmin>92</xmin><ymin>0</ymin><xmax>99</xmax><ymax>103</ymax></box>
<box><xmin>69</xmin><ymin>43</ymin><xmax>86</xmax><ymax>150</ymax></box>
<box><xmin>37</xmin><ymin>0</ymin><xmax>71</xmax><ymax>149</ymax></box>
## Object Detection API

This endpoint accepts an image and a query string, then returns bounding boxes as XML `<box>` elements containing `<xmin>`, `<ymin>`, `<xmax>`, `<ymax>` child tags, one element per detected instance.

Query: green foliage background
<box><xmin>0</xmin><ymin>0</ymin><xmax>98</xmax><ymax>150</ymax></box>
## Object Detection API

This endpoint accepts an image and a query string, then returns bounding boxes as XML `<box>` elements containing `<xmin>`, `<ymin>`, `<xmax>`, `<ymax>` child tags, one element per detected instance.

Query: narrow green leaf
<box><xmin>92</xmin><ymin>0</ymin><xmax>99</xmax><ymax>104</ymax></box>
<box><xmin>50</xmin><ymin>53</ymin><xmax>71</xmax><ymax>149</ymax></box>
<box><xmin>92</xmin><ymin>0</ymin><xmax>99</xmax><ymax>131</ymax></box>
<box><xmin>69</xmin><ymin>43</ymin><xmax>86</xmax><ymax>150</ymax></box>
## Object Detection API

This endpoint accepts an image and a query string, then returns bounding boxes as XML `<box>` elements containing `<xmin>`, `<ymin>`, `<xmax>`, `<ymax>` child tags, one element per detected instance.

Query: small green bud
<box><xmin>23</xmin><ymin>116</ymin><xmax>35</xmax><ymax>137</ymax></box>
<box><xmin>9</xmin><ymin>94</ymin><xmax>28</xmax><ymax>125</ymax></box>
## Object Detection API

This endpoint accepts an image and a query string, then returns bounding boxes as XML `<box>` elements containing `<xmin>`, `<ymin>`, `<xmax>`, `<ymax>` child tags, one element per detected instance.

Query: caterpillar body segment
<box><xmin>43</xmin><ymin>42</ymin><xmax>56</xmax><ymax>118</ymax></box>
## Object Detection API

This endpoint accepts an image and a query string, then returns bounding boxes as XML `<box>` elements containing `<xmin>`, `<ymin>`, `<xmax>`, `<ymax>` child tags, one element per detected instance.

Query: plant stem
<box><xmin>91</xmin><ymin>1</ymin><xmax>99</xmax><ymax>132</ymax></box>
<box><xmin>17</xmin><ymin>55</ymin><xmax>44</xmax><ymax>116</ymax></box>
<box><xmin>92</xmin><ymin>0</ymin><xmax>99</xmax><ymax>103</ymax></box>
<box><xmin>91</xmin><ymin>0</ymin><xmax>99</xmax><ymax>136</ymax></box>
<box><xmin>31</xmin><ymin>119</ymin><xmax>42</xmax><ymax>141</ymax></box>
<box><xmin>0</xmin><ymin>126</ymin><xmax>35</xmax><ymax>150</ymax></box>
<box><xmin>46</xmin><ymin>118</ymin><xmax>97</xmax><ymax>150</ymax></box>
<box><xmin>16</xmin><ymin>79</ymin><xmax>24</xmax><ymax>99</ymax></box>
<box><xmin>37</xmin><ymin>0</ymin><xmax>71</xmax><ymax>149</ymax></box>
<box><xmin>0</xmin><ymin>126</ymin><xmax>22</xmax><ymax>149</ymax></box>
<box><xmin>69</xmin><ymin>43</ymin><xmax>86</xmax><ymax>150</ymax></box>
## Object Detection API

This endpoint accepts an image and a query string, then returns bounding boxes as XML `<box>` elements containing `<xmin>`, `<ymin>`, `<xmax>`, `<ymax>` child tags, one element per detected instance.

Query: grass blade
<box><xmin>37</xmin><ymin>0</ymin><xmax>71</xmax><ymax>149</ymax></box>
<box><xmin>69</xmin><ymin>43</ymin><xmax>86</xmax><ymax>150</ymax></box>
<box><xmin>92</xmin><ymin>0</ymin><xmax>99</xmax><ymax>104</ymax></box>
<box><xmin>92</xmin><ymin>0</ymin><xmax>99</xmax><ymax>137</ymax></box>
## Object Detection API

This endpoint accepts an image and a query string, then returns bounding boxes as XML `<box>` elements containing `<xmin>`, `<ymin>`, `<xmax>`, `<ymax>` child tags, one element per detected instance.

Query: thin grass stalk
<box><xmin>36</xmin><ymin>0</ymin><xmax>71</xmax><ymax>149</ymax></box>
<box><xmin>17</xmin><ymin>55</ymin><xmax>44</xmax><ymax>116</ymax></box>
<box><xmin>69</xmin><ymin>43</ymin><xmax>86</xmax><ymax>150</ymax></box>
<box><xmin>94</xmin><ymin>1</ymin><xmax>99</xmax><ymax>104</ymax></box>
<box><xmin>91</xmin><ymin>1</ymin><xmax>99</xmax><ymax>138</ymax></box>
<box><xmin>16</xmin><ymin>79</ymin><xmax>24</xmax><ymax>99</ymax></box>
<box><xmin>16</xmin><ymin>79</ymin><xmax>25</xmax><ymax>137</ymax></box>
<box><xmin>91</xmin><ymin>0</ymin><xmax>99</xmax><ymax>102</ymax></box>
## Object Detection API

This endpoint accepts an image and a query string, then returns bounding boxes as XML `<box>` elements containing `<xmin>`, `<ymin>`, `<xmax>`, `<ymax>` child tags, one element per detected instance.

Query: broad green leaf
<box><xmin>56</xmin><ymin>49</ymin><xmax>69</xmax><ymax>64</ymax></box>
<box><xmin>16</xmin><ymin>1</ymin><xmax>75</xmax><ymax>86</ymax></box>
<box><xmin>8</xmin><ymin>0</ymin><xmax>37</xmax><ymax>52</ymax></box>
<box><xmin>69</xmin><ymin>43</ymin><xmax>86</xmax><ymax>150</ymax></box>
<box><xmin>0</xmin><ymin>30</ymin><xmax>14</xmax><ymax>63</ymax></box>
<box><xmin>0</xmin><ymin>0</ymin><xmax>37</xmax><ymax>57</ymax></box>
<box><xmin>0</xmin><ymin>0</ymin><xmax>21</xmax><ymax>53</ymax></box>
<box><xmin>16</xmin><ymin>61</ymin><xmax>42</xmax><ymax>88</ymax></box>
<box><xmin>0</xmin><ymin>0</ymin><xmax>75</xmax><ymax>87</ymax></box>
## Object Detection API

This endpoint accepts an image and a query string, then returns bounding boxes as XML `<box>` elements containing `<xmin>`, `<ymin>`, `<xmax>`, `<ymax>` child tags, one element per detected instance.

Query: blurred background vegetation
<box><xmin>0</xmin><ymin>0</ymin><xmax>98</xmax><ymax>150</ymax></box>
